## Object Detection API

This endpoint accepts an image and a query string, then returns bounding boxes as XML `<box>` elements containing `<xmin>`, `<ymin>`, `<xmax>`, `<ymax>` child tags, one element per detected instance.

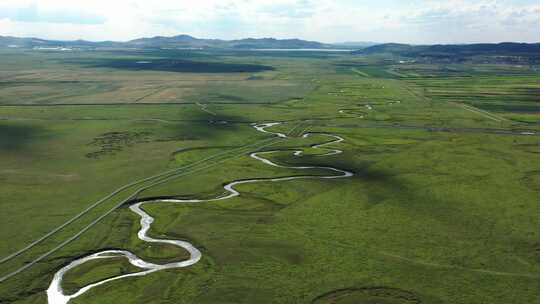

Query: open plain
<box><xmin>0</xmin><ymin>47</ymin><xmax>539</xmax><ymax>304</ymax></box>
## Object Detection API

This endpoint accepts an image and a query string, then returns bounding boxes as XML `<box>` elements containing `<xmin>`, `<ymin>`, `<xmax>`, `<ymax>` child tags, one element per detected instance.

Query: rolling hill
<box><xmin>354</xmin><ymin>42</ymin><xmax>540</xmax><ymax>57</ymax></box>
<box><xmin>0</xmin><ymin>34</ymin><xmax>332</xmax><ymax>50</ymax></box>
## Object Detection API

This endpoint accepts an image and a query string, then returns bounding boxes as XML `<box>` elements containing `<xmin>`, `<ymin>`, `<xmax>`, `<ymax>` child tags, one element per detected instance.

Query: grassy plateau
<box><xmin>0</xmin><ymin>48</ymin><xmax>539</xmax><ymax>304</ymax></box>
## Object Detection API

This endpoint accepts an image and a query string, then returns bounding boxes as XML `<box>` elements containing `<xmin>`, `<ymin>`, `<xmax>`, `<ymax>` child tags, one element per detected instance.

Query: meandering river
<box><xmin>47</xmin><ymin>122</ymin><xmax>353</xmax><ymax>304</ymax></box>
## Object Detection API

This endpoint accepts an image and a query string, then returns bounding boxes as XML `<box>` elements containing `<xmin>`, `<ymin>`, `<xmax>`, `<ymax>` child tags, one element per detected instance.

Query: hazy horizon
<box><xmin>2</xmin><ymin>32</ymin><xmax>540</xmax><ymax>46</ymax></box>
<box><xmin>1</xmin><ymin>0</ymin><xmax>540</xmax><ymax>44</ymax></box>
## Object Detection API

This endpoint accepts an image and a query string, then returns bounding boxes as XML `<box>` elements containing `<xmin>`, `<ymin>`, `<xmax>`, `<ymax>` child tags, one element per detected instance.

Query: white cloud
<box><xmin>0</xmin><ymin>0</ymin><xmax>539</xmax><ymax>43</ymax></box>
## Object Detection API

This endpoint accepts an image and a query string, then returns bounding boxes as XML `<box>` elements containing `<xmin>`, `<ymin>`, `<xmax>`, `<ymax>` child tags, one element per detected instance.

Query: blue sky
<box><xmin>0</xmin><ymin>0</ymin><xmax>539</xmax><ymax>43</ymax></box>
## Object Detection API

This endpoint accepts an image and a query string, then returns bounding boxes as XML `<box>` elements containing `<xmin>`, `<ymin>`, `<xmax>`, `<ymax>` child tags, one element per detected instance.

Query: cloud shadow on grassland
<box><xmin>0</xmin><ymin>123</ymin><xmax>46</xmax><ymax>151</ymax></box>
<box><xmin>74</xmin><ymin>58</ymin><xmax>275</xmax><ymax>74</ymax></box>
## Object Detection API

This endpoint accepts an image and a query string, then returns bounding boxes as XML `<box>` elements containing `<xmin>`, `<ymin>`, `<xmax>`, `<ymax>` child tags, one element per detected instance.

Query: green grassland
<box><xmin>0</xmin><ymin>49</ymin><xmax>539</xmax><ymax>304</ymax></box>
<box><xmin>392</xmin><ymin>63</ymin><xmax>540</xmax><ymax>117</ymax></box>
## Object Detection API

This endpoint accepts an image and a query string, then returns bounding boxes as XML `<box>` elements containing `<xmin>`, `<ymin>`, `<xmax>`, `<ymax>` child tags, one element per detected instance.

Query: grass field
<box><xmin>0</xmin><ymin>49</ymin><xmax>539</xmax><ymax>304</ymax></box>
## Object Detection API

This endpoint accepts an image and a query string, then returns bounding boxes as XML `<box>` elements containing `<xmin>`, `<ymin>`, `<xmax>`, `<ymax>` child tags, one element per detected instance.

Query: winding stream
<box><xmin>47</xmin><ymin>123</ymin><xmax>353</xmax><ymax>304</ymax></box>
<box><xmin>294</xmin><ymin>133</ymin><xmax>344</xmax><ymax>157</ymax></box>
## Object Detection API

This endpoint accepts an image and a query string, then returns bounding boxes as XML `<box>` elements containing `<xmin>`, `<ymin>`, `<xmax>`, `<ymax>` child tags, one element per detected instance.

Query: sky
<box><xmin>0</xmin><ymin>0</ymin><xmax>539</xmax><ymax>44</ymax></box>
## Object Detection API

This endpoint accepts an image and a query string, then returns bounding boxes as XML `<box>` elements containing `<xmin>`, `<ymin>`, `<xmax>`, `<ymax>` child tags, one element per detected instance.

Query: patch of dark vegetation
<box><xmin>86</xmin><ymin>131</ymin><xmax>152</xmax><ymax>159</ymax></box>
<box><xmin>86</xmin><ymin>59</ymin><xmax>274</xmax><ymax>73</ymax></box>
<box><xmin>0</xmin><ymin>123</ymin><xmax>45</xmax><ymax>151</ymax></box>
<box><xmin>312</xmin><ymin>287</ymin><xmax>422</xmax><ymax>304</ymax></box>
<box><xmin>479</xmin><ymin>104</ymin><xmax>540</xmax><ymax>113</ymax></box>
<box><xmin>521</xmin><ymin>171</ymin><xmax>540</xmax><ymax>192</ymax></box>
<box><xmin>334</xmin><ymin>62</ymin><xmax>371</xmax><ymax>68</ymax></box>
<box><xmin>514</xmin><ymin>143</ymin><xmax>540</xmax><ymax>155</ymax></box>
<box><xmin>0</xmin><ymin>287</ymin><xmax>44</xmax><ymax>304</ymax></box>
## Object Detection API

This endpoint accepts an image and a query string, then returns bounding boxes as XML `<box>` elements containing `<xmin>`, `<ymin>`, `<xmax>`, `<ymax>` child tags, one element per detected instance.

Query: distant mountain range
<box><xmin>355</xmin><ymin>43</ymin><xmax>540</xmax><ymax>57</ymax></box>
<box><xmin>0</xmin><ymin>36</ymin><xmax>122</xmax><ymax>48</ymax></box>
<box><xmin>0</xmin><ymin>34</ymin><xmax>342</xmax><ymax>50</ymax></box>
<box><xmin>332</xmin><ymin>41</ymin><xmax>379</xmax><ymax>48</ymax></box>
<box><xmin>2</xmin><ymin>35</ymin><xmax>539</xmax><ymax>57</ymax></box>
<box><xmin>128</xmin><ymin>35</ymin><xmax>333</xmax><ymax>49</ymax></box>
